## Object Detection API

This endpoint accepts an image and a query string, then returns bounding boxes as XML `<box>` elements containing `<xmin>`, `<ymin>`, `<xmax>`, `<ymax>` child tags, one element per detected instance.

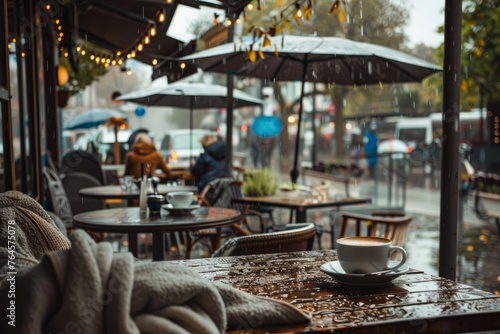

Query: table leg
<box><xmin>214</xmin><ymin>228</ymin><xmax>223</xmax><ymax>251</ymax></box>
<box><xmin>152</xmin><ymin>233</ymin><xmax>165</xmax><ymax>261</ymax></box>
<box><xmin>128</xmin><ymin>233</ymin><xmax>138</xmax><ymax>258</ymax></box>
<box><xmin>296</xmin><ymin>209</ymin><xmax>307</xmax><ymax>223</ymax></box>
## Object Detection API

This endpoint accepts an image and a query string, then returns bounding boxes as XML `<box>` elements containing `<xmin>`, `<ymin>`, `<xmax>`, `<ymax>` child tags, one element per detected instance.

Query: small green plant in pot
<box><xmin>242</xmin><ymin>169</ymin><xmax>278</xmax><ymax>196</ymax></box>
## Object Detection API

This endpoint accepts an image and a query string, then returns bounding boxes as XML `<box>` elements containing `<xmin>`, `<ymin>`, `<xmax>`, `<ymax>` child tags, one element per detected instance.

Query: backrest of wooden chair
<box><xmin>213</xmin><ymin>223</ymin><xmax>316</xmax><ymax>257</ymax></box>
<box><xmin>339</xmin><ymin>211</ymin><xmax>412</xmax><ymax>247</ymax></box>
<box><xmin>198</xmin><ymin>178</ymin><xmax>245</xmax><ymax>211</ymax></box>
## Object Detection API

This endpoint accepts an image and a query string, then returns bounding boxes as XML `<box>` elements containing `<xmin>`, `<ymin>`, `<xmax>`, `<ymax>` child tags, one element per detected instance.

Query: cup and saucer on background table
<box><xmin>162</xmin><ymin>191</ymin><xmax>200</xmax><ymax>216</ymax></box>
<box><xmin>320</xmin><ymin>236</ymin><xmax>409</xmax><ymax>286</ymax></box>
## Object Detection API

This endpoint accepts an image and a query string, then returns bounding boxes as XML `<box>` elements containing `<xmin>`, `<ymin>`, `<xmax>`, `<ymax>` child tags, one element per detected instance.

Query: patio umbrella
<box><xmin>181</xmin><ymin>35</ymin><xmax>442</xmax><ymax>183</ymax></box>
<box><xmin>64</xmin><ymin>108</ymin><xmax>128</xmax><ymax>130</ymax></box>
<box><xmin>117</xmin><ymin>81</ymin><xmax>263</xmax><ymax>159</ymax></box>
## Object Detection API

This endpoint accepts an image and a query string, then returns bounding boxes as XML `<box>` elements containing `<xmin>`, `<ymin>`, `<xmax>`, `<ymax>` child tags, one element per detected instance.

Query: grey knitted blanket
<box><xmin>0</xmin><ymin>191</ymin><xmax>71</xmax><ymax>279</ymax></box>
<box><xmin>0</xmin><ymin>229</ymin><xmax>310</xmax><ymax>333</ymax></box>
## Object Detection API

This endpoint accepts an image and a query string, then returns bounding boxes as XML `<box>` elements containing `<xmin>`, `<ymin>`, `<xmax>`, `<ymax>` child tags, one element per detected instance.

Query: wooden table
<box><xmin>233</xmin><ymin>194</ymin><xmax>371</xmax><ymax>223</ymax></box>
<box><xmin>73</xmin><ymin>207</ymin><xmax>241</xmax><ymax>261</ymax></box>
<box><xmin>171</xmin><ymin>250</ymin><xmax>500</xmax><ymax>333</ymax></box>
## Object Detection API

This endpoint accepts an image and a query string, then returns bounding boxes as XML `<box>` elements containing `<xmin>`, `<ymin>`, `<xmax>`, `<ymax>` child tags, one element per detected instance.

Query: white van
<box><xmin>394</xmin><ymin>117</ymin><xmax>433</xmax><ymax>146</ymax></box>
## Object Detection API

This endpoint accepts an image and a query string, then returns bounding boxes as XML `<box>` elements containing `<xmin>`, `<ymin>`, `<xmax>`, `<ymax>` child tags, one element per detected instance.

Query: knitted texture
<box><xmin>0</xmin><ymin>191</ymin><xmax>71</xmax><ymax>278</ymax></box>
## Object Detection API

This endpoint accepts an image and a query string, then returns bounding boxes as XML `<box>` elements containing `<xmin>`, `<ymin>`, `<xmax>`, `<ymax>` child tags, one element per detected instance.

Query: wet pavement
<box><xmin>302</xmin><ymin>172</ymin><xmax>500</xmax><ymax>297</ymax></box>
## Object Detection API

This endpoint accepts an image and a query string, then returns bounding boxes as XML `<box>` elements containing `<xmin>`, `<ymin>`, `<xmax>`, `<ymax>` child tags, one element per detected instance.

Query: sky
<box><xmin>403</xmin><ymin>0</ymin><xmax>445</xmax><ymax>48</ymax></box>
<box><xmin>168</xmin><ymin>0</ymin><xmax>446</xmax><ymax>47</ymax></box>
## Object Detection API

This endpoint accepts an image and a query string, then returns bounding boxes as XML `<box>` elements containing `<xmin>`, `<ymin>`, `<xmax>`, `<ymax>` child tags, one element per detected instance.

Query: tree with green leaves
<box><xmin>245</xmin><ymin>0</ymin><xmax>411</xmax><ymax>158</ymax></box>
<box><xmin>459</xmin><ymin>0</ymin><xmax>500</xmax><ymax>109</ymax></box>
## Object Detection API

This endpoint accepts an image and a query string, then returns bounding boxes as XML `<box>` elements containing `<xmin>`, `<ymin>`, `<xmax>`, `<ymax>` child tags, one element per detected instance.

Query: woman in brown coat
<box><xmin>124</xmin><ymin>133</ymin><xmax>171</xmax><ymax>179</ymax></box>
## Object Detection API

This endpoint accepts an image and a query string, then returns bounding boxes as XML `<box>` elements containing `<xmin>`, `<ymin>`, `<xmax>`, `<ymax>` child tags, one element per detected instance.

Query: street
<box><xmin>300</xmin><ymin>169</ymin><xmax>500</xmax><ymax>295</ymax></box>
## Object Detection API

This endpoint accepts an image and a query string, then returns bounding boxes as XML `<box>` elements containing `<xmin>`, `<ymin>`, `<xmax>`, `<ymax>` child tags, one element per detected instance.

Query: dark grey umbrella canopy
<box><xmin>182</xmin><ymin>35</ymin><xmax>442</xmax><ymax>85</ymax></box>
<box><xmin>117</xmin><ymin>81</ymin><xmax>263</xmax><ymax>108</ymax></box>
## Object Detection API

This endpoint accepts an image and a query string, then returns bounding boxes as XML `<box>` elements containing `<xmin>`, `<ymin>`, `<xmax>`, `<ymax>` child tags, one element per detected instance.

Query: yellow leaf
<box><xmin>293</xmin><ymin>13</ymin><xmax>301</xmax><ymax>26</ymax></box>
<box><xmin>247</xmin><ymin>50</ymin><xmax>257</xmax><ymax>62</ymax></box>
<box><xmin>258</xmin><ymin>49</ymin><xmax>264</xmax><ymax>59</ymax></box>
<box><xmin>284</xmin><ymin>20</ymin><xmax>291</xmax><ymax>31</ymax></box>
<box><xmin>263</xmin><ymin>35</ymin><xmax>271</xmax><ymax>47</ymax></box>
<box><xmin>379</xmin><ymin>82</ymin><xmax>383</xmax><ymax>89</ymax></box>
<box><xmin>329</xmin><ymin>0</ymin><xmax>340</xmax><ymax>15</ymax></box>
<box><xmin>274</xmin><ymin>44</ymin><xmax>279</xmax><ymax>56</ymax></box>
<box><xmin>338</xmin><ymin>10</ymin><xmax>345</xmax><ymax>23</ymax></box>
<box><xmin>275</xmin><ymin>26</ymin><xmax>283</xmax><ymax>34</ymax></box>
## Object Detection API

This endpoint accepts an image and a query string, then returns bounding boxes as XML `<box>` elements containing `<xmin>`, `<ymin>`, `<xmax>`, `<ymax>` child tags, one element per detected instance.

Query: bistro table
<box><xmin>73</xmin><ymin>207</ymin><xmax>241</xmax><ymax>261</ymax></box>
<box><xmin>79</xmin><ymin>184</ymin><xmax>197</xmax><ymax>206</ymax></box>
<box><xmin>233</xmin><ymin>193</ymin><xmax>371</xmax><ymax>223</ymax></box>
<box><xmin>171</xmin><ymin>250</ymin><xmax>500</xmax><ymax>333</ymax></box>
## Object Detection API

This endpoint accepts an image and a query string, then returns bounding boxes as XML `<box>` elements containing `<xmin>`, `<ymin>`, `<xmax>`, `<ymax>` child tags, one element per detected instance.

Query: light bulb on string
<box><xmin>144</xmin><ymin>35</ymin><xmax>150</xmax><ymax>45</ymax></box>
<box><xmin>150</xmin><ymin>26</ymin><xmax>156</xmax><ymax>36</ymax></box>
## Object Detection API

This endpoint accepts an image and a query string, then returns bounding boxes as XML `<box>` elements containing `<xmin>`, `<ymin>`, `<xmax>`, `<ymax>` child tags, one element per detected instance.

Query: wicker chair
<box><xmin>213</xmin><ymin>223</ymin><xmax>316</xmax><ymax>257</ymax></box>
<box><xmin>334</xmin><ymin>211</ymin><xmax>412</xmax><ymax>248</ymax></box>
<box><xmin>184</xmin><ymin>178</ymin><xmax>266</xmax><ymax>259</ymax></box>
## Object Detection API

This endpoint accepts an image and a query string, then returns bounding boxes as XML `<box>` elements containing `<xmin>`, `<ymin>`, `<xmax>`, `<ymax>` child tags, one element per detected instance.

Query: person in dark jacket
<box><xmin>190</xmin><ymin>135</ymin><xmax>230</xmax><ymax>192</ymax></box>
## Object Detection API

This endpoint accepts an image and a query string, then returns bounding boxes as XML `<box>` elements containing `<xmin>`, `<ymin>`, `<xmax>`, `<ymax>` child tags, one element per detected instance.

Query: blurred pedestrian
<box><xmin>124</xmin><ymin>133</ymin><xmax>171</xmax><ymax>180</ymax></box>
<box><xmin>190</xmin><ymin>134</ymin><xmax>230</xmax><ymax>192</ymax></box>
<box><xmin>363</xmin><ymin>124</ymin><xmax>379</xmax><ymax>178</ymax></box>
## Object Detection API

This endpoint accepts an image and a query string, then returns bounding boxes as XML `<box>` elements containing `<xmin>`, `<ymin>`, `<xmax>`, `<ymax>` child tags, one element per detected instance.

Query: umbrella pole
<box><xmin>291</xmin><ymin>57</ymin><xmax>308</xmax><ymax>184</ymax></box>
<box><xmin>439</xmin><ymin>0</ymin><xmax>462</xmax><ymax>281</ymax></box>
<box><xmin>113</xmin><ymin>125</ymin><xmax>120</xmax><ymax>164</ymax></box>
<box><xmin>190</xmin><ymin>96</ymin><xmax>193</xmax><ymax>162</ymax></box>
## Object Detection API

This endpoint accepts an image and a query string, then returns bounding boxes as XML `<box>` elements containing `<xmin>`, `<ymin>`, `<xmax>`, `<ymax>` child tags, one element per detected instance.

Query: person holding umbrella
<box><xmin>124</xmin><ymin>133</ymin><xmax>171</xmax><ymax>180</ymax></box>
<box><xmin>189</xmin><ymin>134</ymin><xmax>230</xmax><ymax>192</ymax></box>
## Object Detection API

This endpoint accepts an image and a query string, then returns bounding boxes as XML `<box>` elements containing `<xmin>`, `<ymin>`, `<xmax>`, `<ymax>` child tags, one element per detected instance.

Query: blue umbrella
<box><xmin>64</xmin><ymin>108</ymin><xmax>128</xmax><ymax>130</ymax></box>
<box><xmin>251</xmin><ymin>115</ymin><xmax>282</xmax><ymax>138</ymax></box>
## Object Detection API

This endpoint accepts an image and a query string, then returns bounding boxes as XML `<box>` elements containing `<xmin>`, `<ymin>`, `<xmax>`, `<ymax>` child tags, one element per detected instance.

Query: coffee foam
<box><xmin>337</xmin><ymin>236</ymin><xmax>391</xmax><ymax>246</ymax></box>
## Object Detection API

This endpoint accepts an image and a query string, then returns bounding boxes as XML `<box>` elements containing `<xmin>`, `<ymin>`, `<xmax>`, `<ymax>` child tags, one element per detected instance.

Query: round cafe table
<box><xmin>73</xmin><ymin>207</ymin><xmax>241</xmax><ymax>261</ymax></box>
<box><xmin>79</xmin><ymin>184</ymin><xmax>197</xmax><ymax>206</ymax></box>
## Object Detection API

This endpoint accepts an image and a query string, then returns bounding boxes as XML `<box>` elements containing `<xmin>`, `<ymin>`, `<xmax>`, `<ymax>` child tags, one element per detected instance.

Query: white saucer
<box><xmin>162</xmin><ymin>204</ymin><xmax>200</xmax><ymax>216</ymax></box>
<box><xmin>320</xmin><ymin>260</ymin><xmax>409</xmax><ymax>286</ymax></box>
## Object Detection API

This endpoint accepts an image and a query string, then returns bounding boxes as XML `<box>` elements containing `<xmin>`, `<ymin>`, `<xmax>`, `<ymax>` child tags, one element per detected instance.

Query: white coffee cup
<box><xmin>167</xmin><ymin>192</ymin><xmax>194</xmax><ymax>208</ymax></box>
<box><xmin>336</xmin><ymin>236</ymin><xmax>407</xmax><ymax>274</ymax></box>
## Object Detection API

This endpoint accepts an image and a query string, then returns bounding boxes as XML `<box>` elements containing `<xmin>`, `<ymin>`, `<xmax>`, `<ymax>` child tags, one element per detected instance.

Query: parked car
<box><xmin>159</xmin><ymin>129</ymin><xmax>217</xmax><ymax>166</ymax></box>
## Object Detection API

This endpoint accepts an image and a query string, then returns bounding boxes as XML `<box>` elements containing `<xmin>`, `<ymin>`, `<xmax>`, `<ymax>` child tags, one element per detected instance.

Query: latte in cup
<box><xmin>167</xmin><ymin>192</ymin><xmax>194</xmax><ymax>208</ymax></box>
<box><xmin>336</xmin><ymin>236</ymin><xmax>407</xmax><ymax>274</ymax></box>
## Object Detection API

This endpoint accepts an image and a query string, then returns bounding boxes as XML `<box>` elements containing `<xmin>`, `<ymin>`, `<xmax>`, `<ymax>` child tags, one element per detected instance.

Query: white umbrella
<box><xmin>117</xmin><ymin>81</ymin><xmax>263</xmax><ymax>160</ymax></box>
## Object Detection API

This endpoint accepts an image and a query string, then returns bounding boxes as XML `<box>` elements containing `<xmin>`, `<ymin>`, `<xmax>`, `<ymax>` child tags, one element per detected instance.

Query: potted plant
<box><xmin>242</xmin><ymin>169</ymin><xmax>278</xmax><ymax>197</ymax></box>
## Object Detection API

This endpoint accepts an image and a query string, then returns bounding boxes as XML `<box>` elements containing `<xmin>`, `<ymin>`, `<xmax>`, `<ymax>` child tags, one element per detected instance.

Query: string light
<box><xmin>152</xmin><ymin>59</ymin><xmax>158</xmax><ymax>65</ymax></box>
<box><xmin>150</xmin><ymin>26</ymin><xmax>156</xmax><ymax>36</ymax></box>
<box><xmin>247</xmin><ymin>3</ymin><xmax>253</xmax><ymax>10</ymax></box>
<box><xmin>158</xmin><ymin>10</ymin><xmax>165</xmax><ymax>22</ymax></box>
<box><xmin>226</xmin><ymin>18</ymin><xmax>232</xmax><ymax>26</ymax></box>
<box><xmin>144</xmin><ymin>35</ymin><xmax>150</xmax><ymax>44</ymax></box>
<box><xmin>137</xmin><ymin>43</ymin><xmax>144</xmax><ymax>52</ymax></box>
<box><xmin>179</xmin><ymin>62</ymin><xmax>186</xmax><ymax>70</ymax></box>
<box><xmin>126</xmin><ymin>69</ymin><xmax>132</xmax><ymax>76</ymax></box>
